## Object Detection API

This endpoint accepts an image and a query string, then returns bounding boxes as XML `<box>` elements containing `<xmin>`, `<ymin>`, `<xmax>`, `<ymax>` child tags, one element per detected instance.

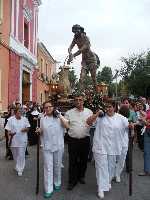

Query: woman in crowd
<box><xmin>121</xmin><ymin>99</ymin><xmax>137</xmax><ymax>172</ymax></box>
<box><xmin>4</xmin><ymin>106</ymin><xmax>15</xmax><ymax>160</ymax></box>
<box><xmin>5</xmin><ymin>108</ymin><xmax>30</xmax><ymax>176</ymax></box>
<box><xmin>37</xmin><ymin>101</ymin><xmax>69</xmax><ymax>199</ymax></box>
<box><xmin>87</xmin><ymin>100</ymin><xmax>129</xmax><ymax>199</ymax></box>
<box><xmin>135</xmin><ymin>102</ymin><xmax>146</xmax><ymax>151</ymax></box>
<box><xmin>28</xmin><ymin>105</ymin><xmax>40</xmax><ymax>146</ymax></box>
<box><xmin>114</xmin><ymin>105</ymin><xmax>130</xmax><ymax>182</ymax></box>
<box><xmin>139</xmin><ymin>113</ymin><xmax>150</xmax><ymax>176</ymax></box>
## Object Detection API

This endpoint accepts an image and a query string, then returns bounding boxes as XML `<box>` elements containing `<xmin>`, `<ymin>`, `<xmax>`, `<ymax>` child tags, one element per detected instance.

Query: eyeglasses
<box><xmin>75</xmin><ymin>98</ymin><xmax>83</xmax><ymax>102</ymax></box>
<box><xmin>105</xmin><ymin>105</ymin><xmax>113</xmax><ymax>108</ymax></box>
<box><xmin>44</xmin><ymin>106</ymin><xmax>53</xmax><ymax>109</ymax></box>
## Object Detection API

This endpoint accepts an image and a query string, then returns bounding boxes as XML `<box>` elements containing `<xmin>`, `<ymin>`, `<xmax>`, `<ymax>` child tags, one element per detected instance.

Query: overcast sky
<box><xmin>38</xmin><ymin>0</ymin><xmax>150</xmax><ymax>76</ymax></box>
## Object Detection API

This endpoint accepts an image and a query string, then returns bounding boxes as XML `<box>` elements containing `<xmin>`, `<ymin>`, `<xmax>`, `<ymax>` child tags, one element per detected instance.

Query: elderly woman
<box><xmin>135</xmin><ymin>102</ymin><xmax>146</xmax><ymax>150</ymax></box>
<box><xmin>5</xmin><ymin>108</ymin><xmax>30</xmax><ymax>176</ymax></box>
<box><xmin>87</xmin><ymin>100</ymin><xmax>129</xmax><ymax>199</ymax></box>
<box><xmin>37</xmin><ymin>101</ymin><xmax>69</xmax><ymax>199</ymax></box>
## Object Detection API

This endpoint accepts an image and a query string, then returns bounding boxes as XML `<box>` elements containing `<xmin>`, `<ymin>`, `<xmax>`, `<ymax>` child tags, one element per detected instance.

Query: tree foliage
<box><xmin>119</xmin><ymin>51</ymin><xmax>150</xmax><ymax>96</ymax></box>
<box><xmin>96</xmin><ymin>66</ymin><xmax>113</xmax><ymax>84</ymax></box>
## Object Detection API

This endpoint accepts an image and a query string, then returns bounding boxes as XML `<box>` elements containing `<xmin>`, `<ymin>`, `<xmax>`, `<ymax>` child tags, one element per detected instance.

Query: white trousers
<box><xmin>94</xmin><ymin>153</ymin><xmax>116</xmax><ymax>192</ymax></box>
<box><xmin>43</xmin><ymin>149</ymin><xmax>63</xmax><ymax>193</ymax></box>
<box><xmin>11</xmin><ymin>147</ymin><xmax>26</xmax><ymax>173</ymax></box>
<box><xmin>115</xmin><ymin>147</ymin><xmax>128</xmax><ymax>177</ymax></box>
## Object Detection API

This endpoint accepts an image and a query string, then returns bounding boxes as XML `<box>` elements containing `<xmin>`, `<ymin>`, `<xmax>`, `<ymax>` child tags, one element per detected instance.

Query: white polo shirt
<box><xmin>40</xmin><ymin>115</ymin><xmax>64</xmax><ymax>152</ymax></box>
<box><xmin>65</xmin><ymin>107</ymin><xmax>93</xmax><ymax>139</ymax></box>
<box><xmin>5</xmin><ymin>116</ymin><xmax>30</xmax><ymax>147</ymax></box>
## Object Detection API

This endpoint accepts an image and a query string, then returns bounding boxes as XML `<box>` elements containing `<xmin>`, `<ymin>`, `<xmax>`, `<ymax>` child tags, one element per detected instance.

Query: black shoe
<box><xmin>126</xmin><ymin>168</ymin><xmax>129</xmax><ymax>173</ymax></box>
<box><xmin>88</xmin><ymin>158</ymin><xmax>92</xmax><ymax>162</ymax></box>
<box><xmin>8</xmin><ymin>156</ymin><xmax>13</xmax><ymax>160</ymax></box>
<box><xmin>67</xmin><ymin>182</ymin><xmax>77</xmax><ymax>190</ymax></box>
<box><xmin>79</xmin><ymin>178</ymin><xmax>85</xmax><ymax>184</ymax></box>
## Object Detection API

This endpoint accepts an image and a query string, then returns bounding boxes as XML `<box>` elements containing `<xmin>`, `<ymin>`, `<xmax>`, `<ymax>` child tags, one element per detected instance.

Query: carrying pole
<box><xmin>36</xmin><ymin>117</ymin><xmax>40</xmax><ymax>194</ymax></box>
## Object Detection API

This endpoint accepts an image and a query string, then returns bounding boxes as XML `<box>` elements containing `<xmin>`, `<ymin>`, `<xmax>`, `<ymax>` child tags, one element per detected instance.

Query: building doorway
<box><xmin>22</xmin><ymin>70</ymin><xmax>30</xmax><ymax>104</ymax></box>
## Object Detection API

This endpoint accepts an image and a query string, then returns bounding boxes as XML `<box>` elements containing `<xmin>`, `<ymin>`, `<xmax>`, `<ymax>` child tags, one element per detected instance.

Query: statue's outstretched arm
<box><xmin>73</xmin><ymin>50</ymin><xmax>82</xmax><ymax>57</ymax></box>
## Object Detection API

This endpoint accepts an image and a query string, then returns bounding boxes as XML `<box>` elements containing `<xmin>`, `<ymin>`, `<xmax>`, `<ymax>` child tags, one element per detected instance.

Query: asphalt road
<box><xmin>0</xmin><ymin>140</ymin><xmax>150</xmax><ymax>200</ymax></box>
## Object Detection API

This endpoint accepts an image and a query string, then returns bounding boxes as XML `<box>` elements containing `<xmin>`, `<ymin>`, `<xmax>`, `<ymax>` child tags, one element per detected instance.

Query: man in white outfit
<box><xmin>65</xmin><ymin>94</ymin><xmax>93</xmax><ymax>190</ymax></box>
<box><xmin>87</xmin><ymin>100</ymin><xmax>129</xmax><ymax>199</ymax></box>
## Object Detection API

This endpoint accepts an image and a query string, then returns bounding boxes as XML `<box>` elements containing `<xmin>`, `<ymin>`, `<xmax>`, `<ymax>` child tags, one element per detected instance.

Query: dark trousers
<box><xmin>5</xmin><ymin>131</ymin><xmax>13</xmax><ymax>159</ymax></box>
<box><xmin>68</xmin><ymin>136</ymin><xmax>90</xmax><ymax>184</ymax></box>
<box><xmin>126</xmin><ymin>137</ymin><xmax>134</xmax><ymax>172</ymax></box>
<box><xmin>144</xmin><ymin>130</ymin><xmax>150</xmax><ymax>173</ymax></box>
<box><xmin>136</xmin><ymin>125</ymin><xmax>144</xmax><ymax>150</ymax></box>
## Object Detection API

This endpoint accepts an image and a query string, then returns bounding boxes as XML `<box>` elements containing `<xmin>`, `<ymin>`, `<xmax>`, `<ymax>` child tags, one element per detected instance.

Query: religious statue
<box><xmin>67</xmin><ymin>24</ymin><xmax>100</xmax><ymax>90</ymax></box>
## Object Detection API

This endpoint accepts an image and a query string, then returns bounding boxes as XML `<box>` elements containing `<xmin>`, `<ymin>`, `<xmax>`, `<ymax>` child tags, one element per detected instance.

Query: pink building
<box><xmin>9</xmin><ymin>0</ymin><xmax>41</xmax><ymax>104</ymax></box>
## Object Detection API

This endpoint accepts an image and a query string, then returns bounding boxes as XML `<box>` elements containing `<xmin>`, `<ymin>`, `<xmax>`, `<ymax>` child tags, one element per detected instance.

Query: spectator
<box><xmin>139</xmin><ymin>113</ymin><xmax>150</xmax><ymax>176</ymax></box>
<box><xmin>4</xmin><ymin>106</ymin><xmax>15</xmax><ymax>160</ymax></box>
<box><xmin>135</xmin><ymin>102</ymin><xmax>146</xmax><ymax>150</ymax></box>
<box><xmin>115</xmin><ymin>105</ymin><xmax>130</xmax><ymax>181</ymax></box>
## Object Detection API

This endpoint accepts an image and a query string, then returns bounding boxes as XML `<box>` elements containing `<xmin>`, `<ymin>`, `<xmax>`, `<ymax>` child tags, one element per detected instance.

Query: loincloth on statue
<box><xmin>81</xmin><ymin>52</ymin><xmax>98</xmax><ymax>73</ymax></box>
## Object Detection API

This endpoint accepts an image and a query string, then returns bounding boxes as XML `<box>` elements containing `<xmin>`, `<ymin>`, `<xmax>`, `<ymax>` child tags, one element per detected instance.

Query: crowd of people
<box><xmin>2</xmin><ymin>95</ymin><xmax>150</xmax><ymax>199</ymax></box>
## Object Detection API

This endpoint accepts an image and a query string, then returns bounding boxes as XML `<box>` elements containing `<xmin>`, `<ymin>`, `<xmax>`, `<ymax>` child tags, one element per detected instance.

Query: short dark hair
<box><xmin>122</xmin><ymin>97</ymin><xmax>130</xmax><ymax>103</ymax></box>
<box><xmin>104</xmin><ymin>99</ymin><xmax>116</xmax><ymax>108</ymax></box>
<box><xmin>43</xmin><ymin>101</ymin><xmax>54</xmax><ymax>108</ymax></box>
<box><xmin>73</xmin><ymin>92</ymin><xmax>85</xmax><ymax>99</ymax></box>
<box><xmin>119</xmin><ymin>105</ymin><xmax>130</xmax><ymax>118</ymax></box>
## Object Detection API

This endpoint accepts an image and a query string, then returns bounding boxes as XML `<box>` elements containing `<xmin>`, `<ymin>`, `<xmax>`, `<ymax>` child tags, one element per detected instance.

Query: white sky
<box><xmin>38</xmin><ymin>0</ymin><xmax>150</xmax><ymax>77</ymax></box>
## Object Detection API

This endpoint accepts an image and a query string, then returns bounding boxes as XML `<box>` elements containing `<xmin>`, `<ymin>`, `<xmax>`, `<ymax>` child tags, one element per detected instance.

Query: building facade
<box><xmin>9</xmin><ymin>0</ymin><xmax>41</xmax><ymax>105</ymax></box>
<box><xmin>37</xmin><ymin>42</ymin><xmax>56</xmax><ymax>104</ymax></box>
<box><xmin>0</xmin><ymin>0</ymin><xmax>11</xmax><ymax>111</ymax></box>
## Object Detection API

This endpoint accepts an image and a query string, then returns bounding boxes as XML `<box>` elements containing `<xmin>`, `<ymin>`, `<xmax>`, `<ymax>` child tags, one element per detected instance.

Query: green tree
<box><xmin>97</xmin><ymin>66</ymin><xmax>113</xmax><ymax>84</ymax></box>
<box><xmin>119</xmin><ymin>51</ymin><xmax>150</xmax><ymax>96</ymax></box>
<box><xmin>96</xmin><ymin>71</ymin><xmax>101</xmax><ymax>83</ymax></box>
<box><xmin>120</xmin><ymin>53</ymin><xmax>145</xmax><ymax>80</ymax></box>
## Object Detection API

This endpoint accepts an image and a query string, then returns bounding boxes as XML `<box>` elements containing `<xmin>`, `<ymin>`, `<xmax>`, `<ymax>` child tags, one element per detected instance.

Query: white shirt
<box><xmin>92</xmin><ymin>113</ymin><xmax>129</xmax><ymax>155</ymax></box>
<box><xmin>40</xmin><ymin>115</ymin><xmax>64</xmax><ymax>152</ymax></box>
<box><xmin>65</xmin><ymin>108</ymin><xmax>93</xmax><ymax>139</ymax></box>
<box><xmin>122</xmin><ymin>128</ymin><xmax>129</xmax><ymax>148</ymax></box>
<box><xmin>5</xmin><ymin>116</ymin><xmax>30</xmax><ymax>147</ymax></box>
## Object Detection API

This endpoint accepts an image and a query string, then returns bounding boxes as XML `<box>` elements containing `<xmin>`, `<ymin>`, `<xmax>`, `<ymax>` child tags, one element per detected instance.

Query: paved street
<box><xmin>0</xmin><ymin>139</ymin><xmax>150</xmax><ymax>200</ymax></box>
